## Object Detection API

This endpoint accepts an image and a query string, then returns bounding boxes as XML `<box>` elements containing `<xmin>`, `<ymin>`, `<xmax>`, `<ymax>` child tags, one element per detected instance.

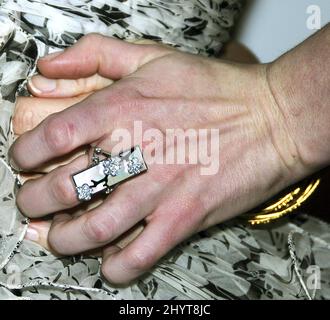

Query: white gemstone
<box><xmin>127</xmin><ymin>156</ymin><xmax>143</xmax><ymax>174</ymax></box>
<box><xmin>76</xmin><ymin>183</ymin><xmax>92</xmax><ymax>201</ymax></box>
<box><xmin>103</xmin><ymin>158</ymin><xmax>121</xmax><ymax>176</ymax></box>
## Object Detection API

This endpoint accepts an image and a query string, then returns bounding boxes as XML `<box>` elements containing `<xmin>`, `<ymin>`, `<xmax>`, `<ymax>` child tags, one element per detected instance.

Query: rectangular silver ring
<box><xmin>72</xmin><ymin>146</ymin><xmax>148</xmax><ymax>201</ymax></box>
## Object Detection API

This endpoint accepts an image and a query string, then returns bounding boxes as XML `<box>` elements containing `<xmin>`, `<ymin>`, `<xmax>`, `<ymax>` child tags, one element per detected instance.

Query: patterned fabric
<box><xmin>0</xmin><ymin>0</ymin><xmax>330</xmax><ymax>300</ymax></box>
<box><xmin>0</xmin><ymin>0</ymin><xmax>242</xmax><ymax>56</ymax></box>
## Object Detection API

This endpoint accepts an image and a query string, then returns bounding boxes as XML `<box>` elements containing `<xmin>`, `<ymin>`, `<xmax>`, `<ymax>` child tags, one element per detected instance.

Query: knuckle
<box><xmin>83</xmin><ymin>33</ymin><xmax>103</xmax><ymax>44</ymax></box>
<box><xmin>82</xmin><ymin>213</ymin><xmax>116</xmax><ymax>243</ymax></box>
<box><xmin>51</xmin><ymin>170</ymin><xmax>76</xmax><ymax>207</ymax></box>
<box><xmin>81</xmin><ymin>34</ymin><xmax>105</xmax><ymax>53</ymax></box>
<box><xmin>44</xmin><ymin>115</ymin><xmax>74</xmax><ymax>154</ymax></box>
<box><xmin>100</xmin><ymin>260</ymin><xmax>126</xmax><ymax>285</ymax></box>
<box><xmin>100</xmin><ymin>259</ymin><xmax>128</xmax><ymax>285</ymax></box>
<box><xmin>81</xmin><ymin>199</ymin><xmax>139</xmax><ymax>243</ymax></box>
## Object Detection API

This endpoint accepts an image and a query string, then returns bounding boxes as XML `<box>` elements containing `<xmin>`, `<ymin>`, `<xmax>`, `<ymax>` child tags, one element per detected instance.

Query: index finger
<box><xmin>9</xmin><ymin>90</ymin><xmax>111</xmax><ymax>171</ymax></box>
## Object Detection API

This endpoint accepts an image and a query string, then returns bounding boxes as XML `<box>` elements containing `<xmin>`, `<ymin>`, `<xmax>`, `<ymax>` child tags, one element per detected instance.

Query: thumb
<box><xmin>37</xmin><ymin>34</ymin><xmax>173</xmax><ymax>80</ymax></box>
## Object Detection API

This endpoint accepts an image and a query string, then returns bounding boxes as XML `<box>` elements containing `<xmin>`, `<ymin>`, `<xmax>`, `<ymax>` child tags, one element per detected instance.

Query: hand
<box><xmin>9</xmin><ymin>34</ymin><xmax>309</xmax><ymax>284</ymax></box>
<box><xmin>13</xmin><ymin>55</ymin><xmax>142</xmax><ymax>252</ymax></box>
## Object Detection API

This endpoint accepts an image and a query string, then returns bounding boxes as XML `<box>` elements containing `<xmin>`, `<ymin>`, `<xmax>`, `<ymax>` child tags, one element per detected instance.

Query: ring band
<box><xmin>72</xmin><ymin>146</ymin><xmax>147</xmax><ymax>201</ymax></box>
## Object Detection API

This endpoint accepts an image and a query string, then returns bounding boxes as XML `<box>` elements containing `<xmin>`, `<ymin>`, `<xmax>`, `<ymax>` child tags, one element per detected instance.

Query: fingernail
<box><xmin>25</xmin><ymin>226</ymin><xmax>39</xmax><ymax>242</ymax></box>
<box><xmin>39</xmin><ymin>51</ymin><xmax>62</xmax><ymax>61</ymax></box>
<box><xmin>28</xmin><ymin>75</ymin><xmax>56</xmax><ymax>93</ymax></box>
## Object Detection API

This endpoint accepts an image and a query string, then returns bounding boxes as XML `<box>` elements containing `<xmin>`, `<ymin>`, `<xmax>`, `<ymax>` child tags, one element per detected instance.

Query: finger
<box><xmin>24</xmin><ymin>220</ymin><xmax>52</xmax><ymax>251</ymax></box>
<box><xmin>47</xmin><ymin>172</ymin><xmax>161</xmax><ymax>255</ymax></box>
<box><xmin>27</xmin><ymin>74</ymin><xmax>113</xmax><ymax>98</ymax></box>
<box><xmin>9</xmin><ymin>34</ymin><xmax>171</xmax><ymax>171</ymax></box>
<box><xmin>37</xmin><ymin>33</ymin><xmax>172</xmax><ymax>80</ymax></box>
<box><xmin>24</xmin><ymin>219</ymin><xmax>103</xmax><ymax>256</ymax></box>
<box><xmin>15</xmin><ymin>148</ymin><xmax>85</xmax><ymax>175</ymax></box>
<box><xmin>101</xmin><ymin>192</ymin><xmax>203</xmax><ymax>284</ymax></box>
<box><xmin>24</xmin><ymin>196</ymin><xmax>105</xmax><ymax>250</ymax></box>
<box><xmin>9</xmin><ymin>91</ymin><xmax>112</xmax><ymax>171</ymax></box>
<box><xmin>36</xmin><ymin>147</ymin><xmax>86</xmax><ymax>174</ymax></box>
<box><xmin>13</xmin><ymin>95</ymin><xmax>89</xmax><ymax>135</ymax></box>
<box><xmin>101</xmin><ymin>223</ymin><xmax>144</xmax><ymax>267</ymax></box>
<box><xmin>17</xmin><ymin>145</ymin><xmax>88</xmax><ymax>181</ymax></box>
<box><xmin>16</xmin><ymin>154</ymin><xmax>89</xmax><ymax>217</ymax></box>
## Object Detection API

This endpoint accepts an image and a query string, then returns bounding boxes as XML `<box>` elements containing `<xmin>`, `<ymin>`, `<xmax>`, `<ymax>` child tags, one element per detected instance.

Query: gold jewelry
<box><xmin>243</xmin><ymin>179</ymin><xmax>321</xmax><ymax>225</ymax></box>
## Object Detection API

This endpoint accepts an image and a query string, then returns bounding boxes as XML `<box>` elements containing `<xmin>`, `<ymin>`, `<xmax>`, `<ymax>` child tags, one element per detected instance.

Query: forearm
<box><xmin>268</xmin><ymin>24</ymin><xmax>330</xmax><ymax>171</ymax></box>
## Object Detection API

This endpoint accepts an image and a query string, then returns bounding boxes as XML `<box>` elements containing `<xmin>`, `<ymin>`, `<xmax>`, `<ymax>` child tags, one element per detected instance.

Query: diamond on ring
<box><xmin>76</xmin><ymin>183</ymin><xmax>92</xmax><ymax>201</ymax></box>
<box><xmin>103</xmin><ymin>158</ymin><xmax>121</xmax><ymax>176</ymax></box>
<box><xmin>127</xmin><ymin>156</ymin><xmax>143</xmax><ymax>175</ymax></box>
<box><xmin>72</xmin><ymin>146</ymin><xmax>147</xmax><ymax>202</ymax></box>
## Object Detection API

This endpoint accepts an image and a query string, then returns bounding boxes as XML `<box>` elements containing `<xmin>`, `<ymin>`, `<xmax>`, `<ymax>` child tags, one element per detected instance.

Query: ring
<box><xmin>72</xmin><ymin>146</ymin><xmax>148</xmax><ymax>202</ymax></box>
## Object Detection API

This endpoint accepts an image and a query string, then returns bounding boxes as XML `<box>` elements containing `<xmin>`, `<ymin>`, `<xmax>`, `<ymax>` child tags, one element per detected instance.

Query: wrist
<box><xmin>266</xmin><ymin>27</ymin><xmax>330</xmax><ymax>172</ymax></box>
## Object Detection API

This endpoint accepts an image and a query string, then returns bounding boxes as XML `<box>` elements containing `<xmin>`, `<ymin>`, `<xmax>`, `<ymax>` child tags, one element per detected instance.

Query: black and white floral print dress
<box><xmin>0</xmin><ymin>0</ymin><xmax>330</xmax><ymax>300</ymax></box>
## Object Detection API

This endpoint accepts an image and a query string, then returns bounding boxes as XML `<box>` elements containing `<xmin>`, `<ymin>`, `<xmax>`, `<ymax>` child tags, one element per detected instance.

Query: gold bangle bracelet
<box><xmin>243</xmin><ymin>179</ymin><xmax>321</xmax><ymax>225</ymax></box>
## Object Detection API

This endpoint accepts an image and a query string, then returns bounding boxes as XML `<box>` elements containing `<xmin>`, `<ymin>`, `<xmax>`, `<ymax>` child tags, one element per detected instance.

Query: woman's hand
<box><xmin>14</xmin><ymin>39</ymin><xmax>259</xmax><ymax>253</ymax></box>
<box><xmin>13</xmin><ymin>59</ymin><xmax>144</xmax><ymax>252</ymax></box>
<box><xmin>9</xmin><ymin>33</ymin><xmax>317</xmax><ymax>284</ymax></box>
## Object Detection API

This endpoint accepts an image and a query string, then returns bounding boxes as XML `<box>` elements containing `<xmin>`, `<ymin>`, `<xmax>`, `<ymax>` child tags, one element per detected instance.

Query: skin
<box><xmin>15</xmin><ymin>40</ymin><xmax>258</xmax><ymax>254</ymax></box>
<box><xmin>17</xmin><ymin>41</ymin><xmax>256</xmax><ymax>252</ymax></box>
<box><xmin>9</xmin><ymin>25</ymin><xmax>330</xmax><ymax>284</ymax></box>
